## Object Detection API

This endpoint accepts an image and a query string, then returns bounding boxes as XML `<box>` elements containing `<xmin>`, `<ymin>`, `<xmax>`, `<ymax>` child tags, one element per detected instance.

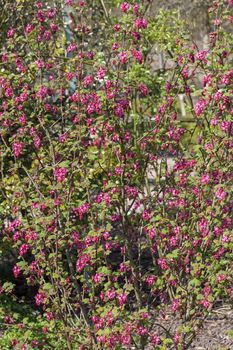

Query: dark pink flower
<box><xmin>120</xmin><ymin>2</ymin><xmax>130</xmax><ymax>12</ymax></box>
<box><xmin>35</xmin><ymin>292</ymin><xmax>45</xmax><ymax>306</ymax></box>
<box><xmin>158</xmin><ymin>258</ymin><xmax>168</xmax><ymax>270</ymax></box>
<box><xmin>118</xmin><ymin>292</ymin><xmax>127</xmax><ymax>306</ymax></box>
<box><xmin>25</xmin><ymin>24</ymin><xmax>34</xmax><ymax>34</ymax></box>
<box><xmin>119</xmin><ymin>51</ymin><xmax>128</xmax><ymax>64</ymax></box>
<box><xmin>217</xmin><ymin>274</ymin><xmax>225</xmax><ymax>283</ymax></box>
<box><xmin>7</xmin><ymin>28</ymin><xmax>15</xmax><ymax>38</ymax></box>
<box><xmin>195</xmin><ymin>99</ymin><xmax>207</xmax><ymax>116</ymax></box>
<box><xmin>67</xmin><ymin>43</ymin><xmax>77</xmax><ymax>53</ymax></box>
<box><xmin>76</xmin><ymin>254</ymin><xmax>91</xmax><ymax>272</ymax></box>
<box><xmin>201</xmin><ymin>173</ymin><xmax>210</xmax><ymax>185</ymax></box>
<box><xmin>12</xmin><ymin>141</ymin><xmax>24</xmax><ymax>157</ymax></box>
<box><xmin>132</xmin><ymin>49</ymin><xmax>143</xmax><ymax>64</ymax></box>
<box><xmin>54</xmin><ymin>167</ymin><xmax>67</xmax><ymax>182</ymax></box>
<box><xmin>13</xmin><ymin>265</ymin><xmax>21</xmax><ymax>278</ymax></box>
<box><xmin>142</xmin><ymin>210</ymin><xmax>151</xmax><ymax>221</ymax></box>
<box><xmin>139</xmin><ymin>83</ymin><xmax>149</xmax><ymax>96</ymax></box>
<box><xmin>215</xmin><ymin>188</ymin><xmax>227</xmax><ymax>201</ymax></box>
<box><xmin>19</xmin><ymin>243</ymin><xmax>29</xmax><ymax>257</ymax></box>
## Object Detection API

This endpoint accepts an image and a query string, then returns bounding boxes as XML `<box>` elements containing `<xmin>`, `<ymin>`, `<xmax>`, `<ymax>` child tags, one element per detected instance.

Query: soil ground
<box><xmin>190</xmin><ymin>304</ymin><xmax>233</xmax><ymax>350</ymax></box>
<box><xmin>135</xmin><ymin>303</ymin><xmax>233</xmax><ymax>350</ymax></box>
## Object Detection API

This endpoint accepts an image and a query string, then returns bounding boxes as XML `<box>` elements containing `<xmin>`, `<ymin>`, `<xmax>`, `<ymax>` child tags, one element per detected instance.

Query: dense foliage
<box><xmin>0</xmin><ymin>0</ymin><xmax>232</xmax><ymax>349</ymax></box>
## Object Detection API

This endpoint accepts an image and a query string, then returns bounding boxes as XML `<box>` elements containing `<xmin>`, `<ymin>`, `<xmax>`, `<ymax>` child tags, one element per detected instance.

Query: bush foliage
<box><xmin>0</xmin><ymin>0</ymin><xmax>232</xmax><ymax>349</ymax></box>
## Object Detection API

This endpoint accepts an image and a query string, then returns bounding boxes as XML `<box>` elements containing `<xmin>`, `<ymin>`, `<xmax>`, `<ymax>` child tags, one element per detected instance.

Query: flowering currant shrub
<box><xmin>0</xmin><ymin>0</ymin><xmax>232</xmax><ymax>349</ymax></box>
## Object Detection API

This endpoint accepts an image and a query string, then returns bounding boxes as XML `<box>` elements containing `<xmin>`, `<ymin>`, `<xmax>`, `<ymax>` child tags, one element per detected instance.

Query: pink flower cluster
<box><xmin>54</xmin><ymin>167</ymin><xmax>68</xmax><ymax>182</ymax></box>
